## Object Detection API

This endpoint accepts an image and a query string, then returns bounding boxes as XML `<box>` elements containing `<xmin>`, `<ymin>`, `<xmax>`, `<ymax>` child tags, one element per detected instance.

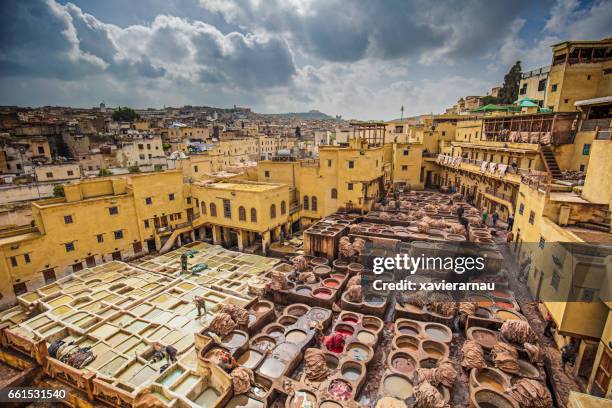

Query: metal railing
<box><xmin>485</xmin><ymin>188</ymin><xmax>514</xmax><ymax>202</ymax></box>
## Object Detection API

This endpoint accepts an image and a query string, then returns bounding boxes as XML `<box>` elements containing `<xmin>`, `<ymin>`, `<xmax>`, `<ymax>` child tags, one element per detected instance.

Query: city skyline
<box><xmin>1</xmin><ymin>0</ymin><xmax>611</xmax><ymax>119</ymax></box>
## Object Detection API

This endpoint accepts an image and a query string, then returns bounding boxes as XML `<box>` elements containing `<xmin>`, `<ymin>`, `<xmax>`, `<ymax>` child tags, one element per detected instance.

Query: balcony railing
<box><xmin>438</xmin><ymin>155</ymin><xmax>530</xmax><ymax>177</ymax></box>
<box><xmin>485</xmin><ymin>188</ymin><xmax>514</xmax><ymax>203</ymax></box>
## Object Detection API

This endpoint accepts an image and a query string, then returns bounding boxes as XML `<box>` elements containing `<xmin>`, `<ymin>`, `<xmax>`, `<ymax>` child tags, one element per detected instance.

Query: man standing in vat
<box><xmin>181</xmin><ymin>253</ymin><xmax>188</xmax><ymax>273</ymax></box>
<box><xmin>194</xmin><ymin>295</ymin><xmax>207</xmax><ymax>317</ymax></box>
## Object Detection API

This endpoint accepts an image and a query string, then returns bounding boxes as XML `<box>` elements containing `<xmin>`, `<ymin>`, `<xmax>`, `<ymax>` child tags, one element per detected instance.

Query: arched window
<box><xmin>238</xmin><ymin>206</ymin><xmax>246</xmax><ymax>221</ymax></box>
<box><xmin>201</xmin><ymin>201</ymin><xmax>207</xmax><ymax>215</ymax></box>
<box><xmin>331</xmin><ymin>188</ymin><xmax>337</xmax><ymax>199</ymax></box>
<box><xmin>303</xmin><ymin>195</ymin><xmax>309</xmax><ymax>210</ymax></box>
<box><xmin>250</xmin><ymin>208</ymin><xmax>257</xmax><ymax>222</ymax></box>
<box><xmin>210</xmin><ymin>203</ymin><xmax>217</xmax><ymax>217</ymax></box>
<box><xmin>280</xmin><ymin>201</ymin><xmax>286</xmax><ymax>215</ymax></box>
<box><xmin>270</xmin><ymin>204</ymin><xmax>276</xmax><ymax>219</ymax></box>
<box><xmin>311</xmin><ymin>196</ymin><xmax>318</xmax><ymax>211</ymax></box>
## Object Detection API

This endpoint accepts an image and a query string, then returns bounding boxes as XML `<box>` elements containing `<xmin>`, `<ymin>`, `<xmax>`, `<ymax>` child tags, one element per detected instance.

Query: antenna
<box><xmin>400</xmin><ymin>105</ymin><xmax>404</xmax><ymax>120</ymax></box>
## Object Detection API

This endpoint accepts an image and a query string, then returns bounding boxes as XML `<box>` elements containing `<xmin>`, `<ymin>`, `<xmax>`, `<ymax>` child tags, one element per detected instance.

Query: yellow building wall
<box><xmin>582</xmin><ymin>140</ymin><xmax>612</xmax><ymax>206</ymax></box>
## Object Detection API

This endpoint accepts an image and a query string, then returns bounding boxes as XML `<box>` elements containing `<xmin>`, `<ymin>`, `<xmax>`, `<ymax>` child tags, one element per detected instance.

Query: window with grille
<box><xmin>281</xmin><ymin>201</ymin><xmax>286</xmax><ymax>215</ymax></box>
<box><xmin>210</xmin><ymin>203</ymin><xmax>217</xmax><ymax>216</ymax></box>
<box><xmin>311</xmin><ymin>197</ymin><xmax>317</xmax><ymax>211</ymax></box>
<box><xmin>223</xmin><ymin>199</ymin><xmax>231</xmax><ymax>219</ymax></box>
<box><xmin>270</xmin><ymin>204</ymin><xmax>276</xmax><ymax>219</ymax></box>
<box><xmin>251</xmin><ymin>208</ymin><xmax>257</xmax><ymax>222</ymax></box>
<box><xmin>239</xmin><ymin>206</ymin><xmax>246</xmax><ymax>221</ymax></box>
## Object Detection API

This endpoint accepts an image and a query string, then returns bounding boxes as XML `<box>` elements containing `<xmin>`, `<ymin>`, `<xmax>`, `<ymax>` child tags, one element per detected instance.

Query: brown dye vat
<box><xmin>325</xmin><ymin>354</ymin><xmax>340</xmax><ymax>370</ymax></box>
<box><xmin>391</xmin><ymin>352</ymin><xmax>417</xmax><ymax>374</ymax></box>
<box><xmin>333</xmin><ymin>260</ymin><xmax>349</xmax><ymax>272</ymax></box>
<box><xmin>419</xmin><ymin>357</ymin><xmax>438</xmax><ymax>369</ymax></box>
<box><xmin>314</xmin><ymin>265</ymin><xmax>332</xmax><ymax>277</ymax></box>
<box><xmin>472</xmin><ymin>388</ymin><xmax>516</xmax><ymax>408</ymax></box>
<box><xmin>470</xmin><ymin>368</ymin><xmax>508</xmax><ymax>393</ymax></box>
<box><xmin>394</xmin><ymin>335</ymin><xmax>419</xmax><ymax>351</ymax></box>
<box><xmin>475</xmin><ymin>307</ymin><xmax>493</xmax><ymax>319</ymax></box>
<box><xmin>494</xmin><ymin>301</ymin><xmax>514</xmax><ymax>310</ymax></box>
<box><xmin>397</xmin><ymin>321</ymin><xmax>421</xmax><ymax>336</ymax></box>
<box><xmin>286</xmin><ymin>304</ymin><xmax>309</xmax><ymax>317</ymax></box>
<box><xmin>468</xmin><ymin>328</ymin><xmax>498</xmax><ymax>349</ymax></box>
<box><xmin>383</xmin><ymin>374</ymin><xmax>413</xmax><ymax>399</ymax></box>
<box><xmin>424</xmin><ymin>324</ymin><xmax>452</xmax><ymax>343</ymax></box>
<box><xmin>311</xmin><ymin>257</ymin><xmax>329</xmax><ymax>267</ymax></box>
<box><xmin>495</xmin><ymin>310</ymin><xmax>523</xmax><ymax>321</ymax></box>
<box><xmin>348</xmin><ymin>263</ymin><xmax>364</xmax><ymax>274</ymax></box>
<box><xmin>446</xmin><ymin>234</ymin><xmax>467</xmax><ymax>242</ymax></box>
<box><xmin>278</xmin><ymin>316</ymin><xmax>298</xmax><ymax>326</ymax></box>
<box><xmin>226</xmin><ymin>396</ymin><xmax>265</xmax><ymax>408</ymax></box>
<box><xmin>422</xmin><ymin>340</ymin><xmax>446</xmax><ymax>358</ymax></box>
<box><xmin>492</xmin><ymin>290</ymin><xmax>512</xmax><ymax>299</ymax></box>
<box><xmin>469</xmin><ymin>295</ymin><xmax>494</xmax><ymax>308</ymax></box>
<box><xmin>362</xmin><ymin>316</ymin><xmax>382</xmax><ymax>332</ymax></box>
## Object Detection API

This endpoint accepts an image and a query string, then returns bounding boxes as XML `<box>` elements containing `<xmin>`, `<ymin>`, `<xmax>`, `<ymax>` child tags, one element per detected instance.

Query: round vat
<box><xmin>446</xmin><ymin>234</ymin><xmax>467</xmax><ymax>242</ymax></box>
<box><xmin>320</xmin><ymin>401</ymin><xmax>343</xmax><ymax>408</ymax></box>
<box><xmin>396</xmin><ymin>321</ymin><xmax>421</xmax><ymax>336</ymax></box>
<box><xmin>334</xmin><ymin>324</ymin><xmax>355</xmax><ymax>336</ymax></box>
<box><xmin>330</xmin><ymin>273</ymin><xmax>346</xmax><ymax>281</ymax></box>
<box><xmin>356</xmin><ymin>330</ymin><xmax>376</xmax><ymax>345</ymax></box>
<box><xmin>491</xmin><ymin>290</ymin><xmax>512</xmax><ymax>299</ymax></box>
<box><xmin>295</xmin><ymin>286</ymin><xmax>312</xmax><ymax>296</ymax></box>
<box><xmin>251</xmin><ymin>301</ymin><xmax>272</xmax><ymax>314</ymax></box>
<box><xmin>325</xmin><ymin>353</ymin><xmax>339</xmax><ymax>370</ymax></box>
<box><xmin>394</xmin><ymin>335</ymin><xmax>420</xmax><ymax>352</ymax></box>
<box><xmin>314</xmin><ymin>265</ymin><xmax>332</xmax><ymax>276</ymax></box>
<box><xmin>470</xmin><ymin>368</ymin><xmax>509</xmax><ymax>393</ymax></box>
<box><xmin>285</xmin><ymin>304</ymin><xmax>309</xmax><ymax>317</ymax></box>
<box><xmin>265</xmin><ymin>324</ymin><xmax>285</xmax><ymax>338</ymax></box>
<box><xmin>424</xmin><ymin>324</ymin><xmax>452</xmax><ymax>343</ymax></box>
<box><xmin>313</xmin><ymin>288</ymin><xmax>333</xmax><ymax>299</ymax></box>
<box><xmin>475</xmin><ymin>307</ymin><xmax>493</xmax><ymax>319</ymax></box>
<box><xmin>390</xmin><ymin>351</ymin><xmax>417</xmax><ymax>374</ymax></box>
<box><xmin>285</xmin><ymin>329</ymin><xmax>307</xmax><ymax>344</ymax></box>
<box><xmin>333</xmin><ymin>260</ymin><xmax>349</xmax><ymax>272</ymax></box>
<box><xmin>252</xmin><ymin>336</ymin><xmax>276</xmax><ymax>352</ymax></box>
<box><xmin>348</xmin><ymin>263</ymin><xmax>364</xmax><ymax>274</ymax></box>
<box><xmin>323</xmin><ymin>278</ymin><xmax>341</xmax><ymax>289</ymax></box>
<box><xmin>328</xmin><ymin>379</ymin><xmax>353</xmax><ymax>401</ymax></box>
<box><xmin>383</xmin><ymin>374</ymin><xmax>413</xmax><ymax>399</ymax></box>
<box><xmin>422</xmin><ymin>340</ymin><xmax>446</xmax><ymax>359</ymax></box>
<box><xmin>277</xmin><ymin>315</ymin><xmax>298</xmax><ymax>326</ymax></box>
<box><xmin>468</xmin><ymin>295</ymin><xmax>494</xmax><ymax>308</ymax></box>
<box><xmin>260</xmin><ymin>357</ymin><xmax>286</xmax><ymax>379</ymax></box>
<box><xmin>311</xmin><ymin>257</ymin><xmax>329</xmax><ymax>267</ymax></box>
<box><xmin>472</xmin><ymin>388</ymin><xmax>516</xmax><ymax>408</ymax></box>
<box><xmin>340</xmin><ymin>313</ymin><xmax>360</xmax><ymax>324</ymax></box>
<box><xmin>364</xmin><ymin>294</ymin><xmax>384</xmax><ymax>305</ymax></box>
<box><xmin>419</xmin><ymin>357</ymin><xmax>438</xmax><ymax>369</ymax></box>
<box><xmin>341</xmin><ymin>361</ymin><xmax>362</xmax><ymax>381</ymax></box>
<box><xmin>346</xmin><ymin>343</ymin><xmax>370</xmax><ymax>361</ymax></box>
<box><xmin>362</xmin><ymin>316</ymin><xmax>383</xmax><ymax>332</ymax></box>
<box><xmin>467</xmin><ymin>327</ymin><xmax>499</xmax><ymax>349</ymax></box>
<box><xmin>495</xmin><ymin>310</ymin><xmax>524</xmax><ymax>321</ymax></box>
<box><xmin>237</xmin><ymin>349</ymin><xmax>264</xmax><ymax>370</ymax></box>
<box><xmin>494</xmin><ymin>300</ymin><xmax>514</xmax><ymax>309</ymax></box>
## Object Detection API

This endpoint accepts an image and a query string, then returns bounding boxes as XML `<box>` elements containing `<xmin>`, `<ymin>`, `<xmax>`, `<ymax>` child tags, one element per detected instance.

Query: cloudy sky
<box><xmin>1</xmin><ymin>0</ymin><xmax>611</xmax><ymax>119</ymax></box>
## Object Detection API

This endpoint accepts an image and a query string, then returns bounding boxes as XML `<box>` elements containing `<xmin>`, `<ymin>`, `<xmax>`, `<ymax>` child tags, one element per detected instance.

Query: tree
<box><xmin>128</xmin><ymin>165</ymin><xmax>141</xmax><ymax>173</ymax></box>
<box><xmin>162</xmin><ymin>143</ymin><xmax>172</xmax><ymax>151</ymax></box>
<box><xmin>112</xmin><ymin>106</ymin><xmax>139</xmax><ymax>122</ymax></box>
<box><xmin>98</xmin><ymin>168</ymin><xmax>112</xmax><ymax>176</ymax></box>
<box><xmin>53</xmin><ymin>184</ymin><xmax>64</xmax><ymax>197</ymax></box>
<box><xmin>497</xmin><ymin>61</ymin><xmax>522</xmax><ymax>104</ymax></box>
<box><xmin>295</xmin><ymin>126</ymin><xmax>301</xmax><ymax>139</ymax></box>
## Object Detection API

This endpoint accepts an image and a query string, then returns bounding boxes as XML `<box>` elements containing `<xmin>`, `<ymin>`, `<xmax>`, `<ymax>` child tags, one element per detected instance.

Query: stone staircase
<box><xmin>540</xmin><ymin>145</ymin><xmax>562</xmax><ymax>179</ymax></box>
